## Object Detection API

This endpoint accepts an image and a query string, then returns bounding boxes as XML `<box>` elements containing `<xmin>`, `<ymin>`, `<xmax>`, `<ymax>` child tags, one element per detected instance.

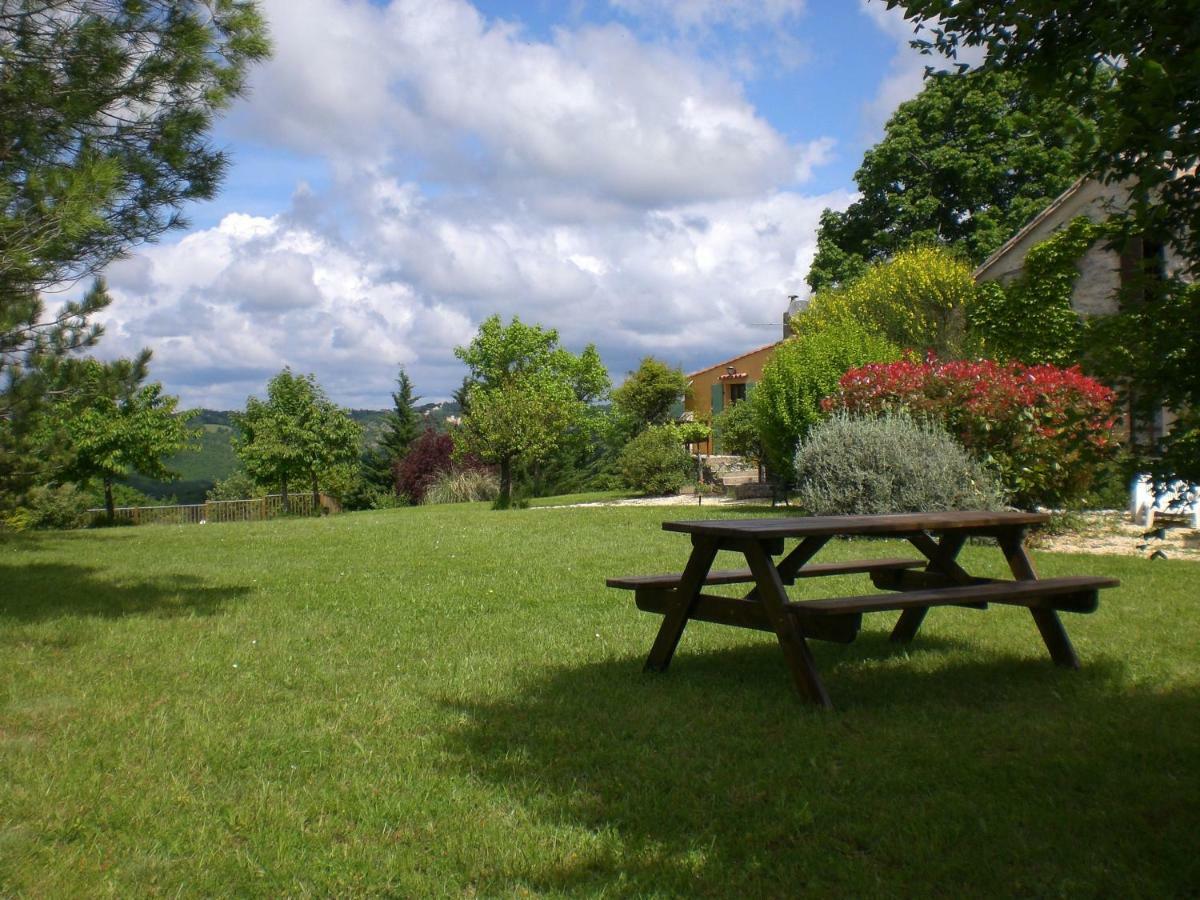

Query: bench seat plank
<box><xmin>632</xmin><ymin>590</ymin><xmax>862</xmax><ymax>643</ymax></box>
<box><xmin>607</xmin><ymin>557</ymin><xmax>924</xmax><ymax>591</ymax></box>
<box><xmin>788</xmin><ymin>575</ymin><xmax>1120</xmax><ymax>617</ymax></box>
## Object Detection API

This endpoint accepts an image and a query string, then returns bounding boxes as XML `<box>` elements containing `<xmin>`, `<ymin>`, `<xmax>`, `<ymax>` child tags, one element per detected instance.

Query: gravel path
<box><xmin>1032</xmin><ymin>512</ymin><xmax>1200</xmax><ymax>561</ymax></box>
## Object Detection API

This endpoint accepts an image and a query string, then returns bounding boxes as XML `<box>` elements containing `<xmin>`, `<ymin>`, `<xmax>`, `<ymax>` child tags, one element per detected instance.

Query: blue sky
<box><xmin>97</xmin><ymin>0</ymin><xmax>933</xmax><ymax>408</ymax></box>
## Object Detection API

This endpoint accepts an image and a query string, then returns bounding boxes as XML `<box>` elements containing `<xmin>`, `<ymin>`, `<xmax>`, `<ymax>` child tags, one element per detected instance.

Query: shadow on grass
<box><xmin>441</xmin><ymin>638</ymin><xmax>1200</xmax><ymax>896</ymax></box>
<box><xmin>0</xmin><ymin>562</ymin><xmax>249</xmax><ymax>622</ymax></box>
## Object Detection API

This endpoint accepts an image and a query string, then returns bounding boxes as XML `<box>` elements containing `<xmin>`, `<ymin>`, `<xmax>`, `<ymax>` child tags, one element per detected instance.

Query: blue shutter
<box><xmin>711</xmin><ymin>382</ymin><xmax>724</xmax><ymax>415</ymax></box>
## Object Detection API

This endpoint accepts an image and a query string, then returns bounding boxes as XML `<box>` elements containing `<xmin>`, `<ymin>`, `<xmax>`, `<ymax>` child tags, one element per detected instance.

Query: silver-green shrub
<box><xmin>421</xmin><ymin>468</ymin><xmax>500</xmax><ymax>505</ymax></box>
<box><xmin>793</xmin><ymin>412</ymin><xmax>1003</xmax><ymax>515</ymax></box>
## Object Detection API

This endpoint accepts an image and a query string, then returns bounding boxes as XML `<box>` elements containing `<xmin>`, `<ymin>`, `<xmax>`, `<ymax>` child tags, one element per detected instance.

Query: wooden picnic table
<box><xmin>607</xmin><ymin>511</ymin><xmax>1119</xmax><ymax>709</ymax></box>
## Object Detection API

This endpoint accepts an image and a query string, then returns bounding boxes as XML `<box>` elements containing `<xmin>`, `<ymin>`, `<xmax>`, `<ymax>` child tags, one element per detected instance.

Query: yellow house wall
<box><xmin>684</xmin><ymin>343</ymin><xmax>778</xmax><ymax>422</ymax></box>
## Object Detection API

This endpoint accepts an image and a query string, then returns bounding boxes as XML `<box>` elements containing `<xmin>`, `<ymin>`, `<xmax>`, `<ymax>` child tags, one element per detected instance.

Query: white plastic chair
<box><xmin>1130</xmin><ymin>474</ymin><xmax>1200</xmax><ymax>529</ymax></box>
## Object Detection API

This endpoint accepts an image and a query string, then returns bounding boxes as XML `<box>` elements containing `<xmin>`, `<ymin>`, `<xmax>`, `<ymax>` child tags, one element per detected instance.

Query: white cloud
<box><xmin>218</xmin><ymin>252</ymin><xmax>323</xmax><ymax>313</ymax></box>
<box><xmin>857</xmin><ymin>0</ymin><xmax>931</xmax><ymax>138</ymax></box>
<box><xmin>90</xmin><ymin>0</ymin><xmax>860</xmax><ymax>408</ymax></box>
<box><xmin>858</xmin><ymin>0</ymin><xmax>987</xmax><ymax>139</ymax></box>
<box><xmin>794</xmin><ymin>137</ymin><xmax>836</xmax><ymax>183</ymax></box>
<box><xmin>98</xmin><ymin>174</ymin><xmax>854</xmax><ymax>407</ymax></box>
<box><xmin>237</xmin><ymin>0</ymin><xmax>817</xmax><ymax>207</ymax></box>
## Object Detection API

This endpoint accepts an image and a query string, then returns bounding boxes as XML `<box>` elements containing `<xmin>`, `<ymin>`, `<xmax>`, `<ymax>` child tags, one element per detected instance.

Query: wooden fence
<box><xmin>89</xmin><ymin>492</ymin><xmax>341</xmax><ymax>527</ymax></box>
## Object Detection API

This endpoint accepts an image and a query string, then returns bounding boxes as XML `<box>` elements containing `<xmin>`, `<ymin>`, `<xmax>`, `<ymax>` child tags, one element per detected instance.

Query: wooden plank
<box><xmin>888</xmin><ymin>607</ymin><xmax>929</xmax><ymax>643</ymax></box>
<box><xmin>607</xmin><ymin>557</ymin><xmax>925</xmax><ymax>591</ymax></box>
<box><xmin>609</xmin><ymin>569</ymin><xmax>756</xmax><ymax>590</ymax></box>
<box><xmin>738</xmin><ymin>534</ymin><xmax>829</xmax><ymax>603</ymax></box>
<box><xmin>662</xmin><ymin>510</ymin><xmax>1050</xmax><ymax>540</ymax></box>
<box><xmin>907</xmin><ymin>531</ymin><xmax>973</xmax><ymax>584</ymax></box>
<box><xmin>793</xmin><ymin>556</ymin><xmax>925</xmax><ymax>579</ymax></box>
<box><xmin>632</xmin><ymin>589</ymin><xmax>861</xmax><ymax>644</ymax></box>
<box><xmin>872</xmin><ymin>570</ymin><xmax>1001</xmax><ymax>592</ymax></box>
<box><xmin>788</xmin><ymin>576</ymin><xmax>1119</xmax><ymax>617</ymax></box>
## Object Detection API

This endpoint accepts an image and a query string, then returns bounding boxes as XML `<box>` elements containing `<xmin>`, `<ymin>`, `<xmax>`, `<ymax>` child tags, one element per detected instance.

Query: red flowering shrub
<box><xmin>825</xmin><ymin>357</ymin><xmax>1117</xmax><ymax>508</ymax></box>
<box><xmin>393</xmin><ymin>429</ymin><xmax>455</xmax><ymax>504</ymax></box>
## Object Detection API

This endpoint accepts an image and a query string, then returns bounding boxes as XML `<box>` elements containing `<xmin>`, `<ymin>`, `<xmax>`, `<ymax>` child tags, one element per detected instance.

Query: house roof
<box><xmin>972</xmin><ymin>176</ymin><xmax>1090</xmax><ymax>280</ymax></box>
<box><xmin>686</xmin><ymin>341</ymin><xmax>780</xmax><ymax>379</ymax></box>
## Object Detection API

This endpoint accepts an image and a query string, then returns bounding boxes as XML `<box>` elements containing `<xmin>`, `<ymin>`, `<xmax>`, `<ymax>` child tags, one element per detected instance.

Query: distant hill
<box><xmin>124</xmin><ymin>422</ymin><xmax>241</xmax><ymax>504</ymax></box>
<box><xmin>123</xmin><ymin>403</ymin><xmax>462</xmax><ymax>504</ymax></box>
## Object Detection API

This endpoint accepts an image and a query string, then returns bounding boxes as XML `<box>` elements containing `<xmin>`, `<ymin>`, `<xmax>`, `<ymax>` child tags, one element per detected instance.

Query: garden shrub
<box><xmin>827</xmin><ymin>357</ymin><xmax>1117</xmax><ymax>508</ymax></box>
<box><xmin>206</xmin><ymin>471</ymin><xmax>261</xmax><ymax>501</ymax></box>
<box><xmin>752</xmin><ymin>319</ymin><xmax>901</xmax><ymax>484</ymax></box>
<box><xmin>319</xmin><ymin>463</ymin><xmax>392</xmax><ymax>511</ymax></box>
<box><xmin>422</xmin><ymin>468</ymin><xmax>500</xmax><ymax>505</ymax></box>
<box><xmin>802</xmin><ymin>245</ymin><xmax>982</xmax><ymax>356</ymax></box>
<box><xmin>2</xmin><ymin>484</ymin><xmax>91</xmax><ymax>531</ymax></box>
<box><xmin>611</xmin><ymin>356</ymin><xmax>690</xmax><ymax>430</ymax></box>
<box><xmin>793</xmin><ymin>412</ymin><xmax>1003</xmax><ymax>516</ymax></box>
<box><xmin>619</xmin><ymin>424</ymin><xmax>694</xmax><ymax>495</ymax></box>
<box><xmin>364</xmin><ymin>487</ymin><xmax>407</xmax><ymax>510</ymax></box>
<box><xmin>676</xmin><ymin>421</ymin><xmax>711</xmax><ymax>447</ymax></box>
<box><xmin>394</xmin><ymin>429</ymin><xmax>455</xmax><ymax>504</ymax></box>
<box><xmin>714</xmin><ymin>397</ymin><xmax>763</xmax><ymax>463</ymax></box>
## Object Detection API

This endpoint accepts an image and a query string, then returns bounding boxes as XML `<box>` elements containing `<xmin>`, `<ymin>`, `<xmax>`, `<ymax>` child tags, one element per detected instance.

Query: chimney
<box><xmin>782</xmin><ymin>294</ymin><xmax>809</xmax><ymax>338</ymax></box>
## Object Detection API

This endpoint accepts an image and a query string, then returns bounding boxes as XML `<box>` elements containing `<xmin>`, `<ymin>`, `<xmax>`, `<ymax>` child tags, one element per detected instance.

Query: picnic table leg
<box><xmin>998</xmin><ymin>529</ymin><xmax>1081</xmax><ymax>669</ymax></box>
<box><xmin>741</xmin><ymin>535</ymin><xmax>829</xmax><ymax>601</ymax></box>
<box><xmin>891</xmin><ymin>532</ymin><xmax>970</xmax><ymax>643</ymax></box>
<box><xmin>643</xmin><ymin>536</ymin><xmax>719</xmax><ymax>673</ymax></box>
<box><xmin>742</xmin><ymin>540</ymin><xmax>834</xmax><ymax>709</ymax></box>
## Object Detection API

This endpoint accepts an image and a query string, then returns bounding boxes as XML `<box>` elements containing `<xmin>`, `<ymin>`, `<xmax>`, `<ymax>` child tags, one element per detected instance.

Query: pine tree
<box><xmin>1</xmin><ymin>1</ymin><xmax>269</xmax><ymax>508</ymax></box>
<box><xmin>364</xmin><ymin>368</ymin><xmax>421</xmax><ymax>489</ymax></box>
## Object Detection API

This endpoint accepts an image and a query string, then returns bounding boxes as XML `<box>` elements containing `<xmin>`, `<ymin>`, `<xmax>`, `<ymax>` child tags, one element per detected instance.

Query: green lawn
<box><xmin>2</xmin><ymin>503</ymin><xmax>1197</xmax><ymax>897</ymax></box>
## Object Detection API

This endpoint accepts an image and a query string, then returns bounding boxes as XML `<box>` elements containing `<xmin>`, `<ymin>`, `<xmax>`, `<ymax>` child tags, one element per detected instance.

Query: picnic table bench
<box><xmin>607</xmin><ymin>511</ymin><xmax>1118</xmax><ymax>709</ymax></box>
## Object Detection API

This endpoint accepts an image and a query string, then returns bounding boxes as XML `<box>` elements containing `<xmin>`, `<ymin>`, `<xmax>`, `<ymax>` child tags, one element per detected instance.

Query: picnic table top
<box><xmin>662</xmin><ymin>510</ymin><xmax>1050</xmax><ymax>539</ymax></box>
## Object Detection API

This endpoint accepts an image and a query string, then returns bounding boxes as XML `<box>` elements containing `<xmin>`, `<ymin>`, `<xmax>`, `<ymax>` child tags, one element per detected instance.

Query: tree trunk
<box><xmin>499</xmin><ymin>457</ymin><xmax>512</xmax><ymax>509</ymax></box>
<box><xmin>104</xmin><ymin>476</ymin><xmax>115</xmax><ymax>525</ymax></box>
<box><xmin>281</xmin><ymin>474</ymin><xmax>290</xmax><ymax>514</ymax></box>
<box><xmin>311</xmin><ymin>471</ymin><xmax>320</xmax><ymax>514</ymax></box>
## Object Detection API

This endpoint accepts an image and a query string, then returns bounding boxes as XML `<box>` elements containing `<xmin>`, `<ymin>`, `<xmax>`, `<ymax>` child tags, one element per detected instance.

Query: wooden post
<box><xmin>644</xmin><ymin>536</ymin><xmax>718</xmax><ymax>672</ymax></box>
<box><xmin>998</xmin><ymin>528</ymin><xmax>1081</xmax><ymax>669</ymax></box>
<box><xmin>742</xmin><ymin>540</ymin><xmax>833</xmax><ymax>709</ymax></box>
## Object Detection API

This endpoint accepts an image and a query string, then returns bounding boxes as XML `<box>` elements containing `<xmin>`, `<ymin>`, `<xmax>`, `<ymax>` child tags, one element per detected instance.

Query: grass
<box><xmin>1</xmin><ymin>502</ymin><xmax>1197</xmax><ymax>896</ymax></box>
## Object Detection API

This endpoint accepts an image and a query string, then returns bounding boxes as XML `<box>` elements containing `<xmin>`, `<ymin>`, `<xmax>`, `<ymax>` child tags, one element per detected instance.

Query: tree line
<box><xmin>4</xmin><ymin>0</ymin><xmax>1198</xmax><ymax>525</ymax></box>
<box><xmin>207</xmin><ymin>320</ymin><xmax>695</xmax><ymax>514</ymax></box>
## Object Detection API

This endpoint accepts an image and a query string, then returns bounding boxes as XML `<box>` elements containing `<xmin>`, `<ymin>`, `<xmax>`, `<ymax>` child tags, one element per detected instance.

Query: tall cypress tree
<box><xmin>365</xmin><ymin>368</ymin><xmax>421</xmax><ymax>489</ymax></box>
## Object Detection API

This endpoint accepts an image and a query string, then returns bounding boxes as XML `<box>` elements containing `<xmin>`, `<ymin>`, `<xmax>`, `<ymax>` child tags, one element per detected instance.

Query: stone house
<box><xmin>973</xmin><ymin>175</ymin><xmax>1190</xmax><ymax>446</ymax></box>
<box><xmin>973</xmin><ymin>176</ymin><xmax>1189</xmax><ymax>315</ymax></box>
